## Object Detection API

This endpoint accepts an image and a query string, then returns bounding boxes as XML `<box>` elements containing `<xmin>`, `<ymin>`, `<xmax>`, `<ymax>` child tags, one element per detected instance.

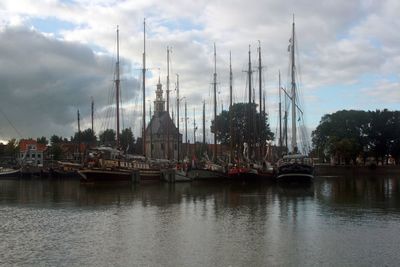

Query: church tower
<box><xmin>154</xmin><ymin>76</ymin><xmax>165</xmax><ymax>115</ymax></box>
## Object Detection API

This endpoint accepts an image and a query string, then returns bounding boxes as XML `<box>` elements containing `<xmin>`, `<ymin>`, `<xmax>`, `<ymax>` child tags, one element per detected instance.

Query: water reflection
<box><xmin>1</xmin><ymin>176</ymin><xmax>400</xmax><ymax>210</ymax></box>
<box><xmin>1</xmin><ymin>175</ymin><xmax>400</xmax><ymax>266</ymax></box>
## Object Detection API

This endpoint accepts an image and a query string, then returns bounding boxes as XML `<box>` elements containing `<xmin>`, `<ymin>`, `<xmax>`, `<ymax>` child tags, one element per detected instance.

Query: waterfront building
<box><xmin>19</xmin><ymin>139</ymin><xmax>47</xmax><ymax>166</ymax></box>
<box><xmin>145</xmin><ymin>78</ymin><xmax>181</xmax><ymax>159</ymax></box>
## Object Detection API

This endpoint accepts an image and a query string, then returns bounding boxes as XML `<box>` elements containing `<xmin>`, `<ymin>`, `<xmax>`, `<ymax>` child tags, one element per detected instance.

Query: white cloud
<box><xmin>0</xmin><ymin>0</ymin><xmax>399</xmax><ymax>142</ymax></box>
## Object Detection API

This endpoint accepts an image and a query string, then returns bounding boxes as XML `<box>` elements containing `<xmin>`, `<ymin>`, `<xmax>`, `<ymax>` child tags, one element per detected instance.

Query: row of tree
<box><xmin>312</xmin><ymin>109</ymin><xmax>400</xmax><ymax>164</ymax></box>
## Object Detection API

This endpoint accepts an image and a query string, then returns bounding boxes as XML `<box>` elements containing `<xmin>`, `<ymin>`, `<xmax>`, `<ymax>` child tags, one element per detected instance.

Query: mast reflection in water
<box><xmin>1</xmin><ymin>174</ymin><xmax>400</xmax><ymax>266</ymax></box>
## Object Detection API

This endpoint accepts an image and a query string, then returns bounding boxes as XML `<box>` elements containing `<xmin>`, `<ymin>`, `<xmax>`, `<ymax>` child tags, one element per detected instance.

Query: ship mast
<box><xmin>193</xmin><ymin>107</ymin><xmax>197</xmax><ymax>153</ymax></box>
<box><xmin>247</xmin><ymin>45</ymin><xmax>253</xmax><ymax>160</ymax></box>
<box><xmin>278</xmin><ymin>71</ymin><xmax>283</xmax><ymax>150</ymax></box>
<box><xmin>203</xmin><ymin>100</ymin><xmax>206</xmax><ymax>148</ymax></box>
<box><xmin>91</xmin><ymin>97</ymin><xmax>94</xmax><ymax>134</ymax></box>
<box><xmin>77</xmin><ymin>109</ymin><xmax>81</xmax><ymax>163</ymax></box>
<box><xmin>142</xmin><ymin>19</ymin><xmax>146</xmax><ymax>157</ymax></box>
<box><xmin>290</xmin><ymin>16</ymin><xmax>297</xmax><ymax>152</ymax></box>
<box><xmin>166</xmin><ymin>46</ymin><xmax>170</xmax><ymax>159</ymax></box>
<box><xmin>258</xmin><ymin>41</ymin><xmax>262</xmax><ymax>159</ymax></box>
<box><xmin>116</xmin><ymin>26</ymin><xmax>120</xmax><ymax>150</ymax></box>
<box><xmin>213</xmin><ymin>43</ymin><xmax>217</xmax><ymax>161</ymax></box>
<box><xmin>185</xmin><ymin>99</ymin><xmax>188</xmax><ymax>157</ymax></box>
<box><xmin>176</xmin><ymin>74</ymin><xmax>180</xmax><ymax>162</ymax></box>
<box><xmin>229</xmin><ymin>51</ymin><xmax>233</xmax><ymax>163</ymax></box>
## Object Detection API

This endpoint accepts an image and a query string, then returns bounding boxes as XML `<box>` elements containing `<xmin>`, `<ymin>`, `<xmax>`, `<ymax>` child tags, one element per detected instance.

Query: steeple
<box><xmin>154</xmin><ymin>75</ymin><xmax>165</xmax><ymax>115</ymax></box>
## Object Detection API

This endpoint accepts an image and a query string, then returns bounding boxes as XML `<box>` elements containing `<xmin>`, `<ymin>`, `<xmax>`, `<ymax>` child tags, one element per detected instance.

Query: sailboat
<box><xmin>179</xmin><ymin>43</ymin><xmax>229</xmax><ymax>181</ymax></box>
<box><xmin>227</xmin><ymin>44</ymin><xmax>275</xmax><ymax>181</ymax></box>
<box><xmin>276</xmin><ymin>18</ymin><xmax>314</xmax><ymax>182</ymax></box>
<box><xmin>78</xmin><ymin>26</ymin><xmax>137</xmax><ymax>183</ymax></box>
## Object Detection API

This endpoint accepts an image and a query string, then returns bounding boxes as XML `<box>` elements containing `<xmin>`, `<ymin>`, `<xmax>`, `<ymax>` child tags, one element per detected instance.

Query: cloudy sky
<box><xmin>0</xmin><ymin>0</ymin><xmax>399</xmax><ymax>145</ymax></box>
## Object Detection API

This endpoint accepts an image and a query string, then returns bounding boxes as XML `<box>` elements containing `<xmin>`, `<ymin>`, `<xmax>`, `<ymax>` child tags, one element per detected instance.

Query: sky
<box><xmin>0</xmin><ymin>0</ymin><xmax>399</xmax><ymax>146</ymax></box>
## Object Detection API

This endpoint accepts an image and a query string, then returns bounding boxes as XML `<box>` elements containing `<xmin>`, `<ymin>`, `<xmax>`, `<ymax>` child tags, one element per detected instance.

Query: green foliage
<box><xmin>5</xmin><ymin>138</ymin><xmax>19</xmax><ymax>157</ymax></box>
<box><xmin>210</xmin><ymin>102</ymin><xmax>274</xmax><ymax>146</ymax></box>
<box><xmin>99</xmin><ymin>129</ymin><xmax>116</xmax><ymax>147</ymax></box>
<box><xmin>120</xmin><ymin>128</ymin><xmax>135</xmax><ymax>153</ymax></box>
<box><xmin>36</xmin><ymin>136</ymin><xmax>48</xmax><ymax>145</ymax></box>
<box><xmin>50</xmin><ymin>135</ymin><xmax>64</xmax><ymax>145</ymax></box>
<box><xmin>312</xmin><ymin>109</ymin><xmax>400</xmax><ymax>164</ymax></box>
<box><xmin>49</xmin><ymin>144</ymin><xmax>63</xmax><ymax>161</ymax></box>
<box><xmin>72</xmin><ymin>128</ymin><xmax>97</xmax><ymax>144</ymax></box>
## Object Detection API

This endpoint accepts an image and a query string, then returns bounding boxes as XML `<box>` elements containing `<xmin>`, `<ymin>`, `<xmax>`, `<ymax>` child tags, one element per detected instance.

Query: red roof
<box><xmin>19</xmin><ymin>139</ymin><xmax>47</xmax><ymax>152</ymax></box>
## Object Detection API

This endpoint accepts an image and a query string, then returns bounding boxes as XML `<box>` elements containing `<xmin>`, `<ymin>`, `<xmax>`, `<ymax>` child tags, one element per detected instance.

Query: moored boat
<box><xmin>78</xmin><ymin>167</ymin><xmax>136</xmax><ymax>182</ymax></box>
<box><xmin>276</xmin><ymin>154</ymin><xmax>314</xmax><ymax>182</ymax></box>
<box><xmin>276</xmin><ymin>17</ymin><xmax>314</xmax><ymax>183</ymax></box>
<box><xmin>0</xmin><ymin>167</ymin><xmax>21</xmax><ymax>177</ymax></box>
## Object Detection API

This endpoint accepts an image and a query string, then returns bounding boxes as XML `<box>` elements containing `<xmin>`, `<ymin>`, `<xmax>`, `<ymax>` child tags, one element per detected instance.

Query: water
<box><xmin>1</xmin><ymin>175</ymin><xmax>400</xmax><ymax>266</ymax></box>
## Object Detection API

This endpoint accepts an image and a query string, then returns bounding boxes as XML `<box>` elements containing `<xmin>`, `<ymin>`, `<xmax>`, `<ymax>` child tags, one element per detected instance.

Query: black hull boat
<box><xmin>276</xmin><ymin>162</ymin><xmax>314</xmax><ymax>183</ymax></box>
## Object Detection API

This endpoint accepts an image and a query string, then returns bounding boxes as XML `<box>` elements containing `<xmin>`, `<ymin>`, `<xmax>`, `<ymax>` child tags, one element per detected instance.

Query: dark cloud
<box><xmin>0</xmin><ymin>26</ymin><xmax>139</xmax><ymax>140</ymax></box>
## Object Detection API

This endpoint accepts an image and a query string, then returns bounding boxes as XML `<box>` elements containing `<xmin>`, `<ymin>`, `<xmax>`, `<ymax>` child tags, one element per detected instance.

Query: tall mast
<box><xmin>229</xmin><ymin>51</ymin><xmax>233</xmax><ymax>163</ymax></box>
<box><xmin>258</xmin><ymin>41</ymin><xmax>262</xmax><ymax>159</ymax></box>
<box><xmin>213</xmin><ymin>43</ymin><xmax>217</xmax><ymax>161</ymax></box>
<box><xmin>193</xmin><ymin>107</ymin><xmax>196</xmax><ymax>153</ymax></box>
<box><xmin>116</xmin><ymin>26</ymin><xmax>120</xmax><ymax>150</ymax></box>
<box><xmin>176</xmin><ymin>74</ymin><xmax>180</xmax><ymax>161</ymax></box>
<box><xmin>142</xmin><ymin>18</ymin><xmax>146</xmax><ymax>157</ymax></box>
<box><xmin>202</xmin><ymin>100</ymin><xmax>206</xmax><ymax>146</ymax></box>
<box><xmin>91</xmin><ymin>97</ymin><xmax>94</xmax><ymax>134</ymax></box>
<box><xmin>77</xmin><ymin>109</ymin><xmax>81</xmax><ymax>163</ymax></box>
<box><xmin>247</xmin><ymin>45</ymin><xmax>253</xmax><ymax>159</ymax></box>
<box><xmin>278</xmin><ymin>71</ymin><xmax>282</xmax><ymax>150</ymax></box>
<box><xmin>149</xmin><ymin>101</ymin><xmax>152</xmax><ymax>158</ymax></box>
<box><xmin>185</xmin><ymin>99</ymin><xmax>187</xmax><ymax>157</ymax></box>
<box><xmin>166</xmin><ymin>46</ymin><xmax>170</xmax><ymax>160</ymax></box>
<box><xmin>291</xmin><ymin>16</ymin><xmax>297</xmax><ymax>152</ymax></box>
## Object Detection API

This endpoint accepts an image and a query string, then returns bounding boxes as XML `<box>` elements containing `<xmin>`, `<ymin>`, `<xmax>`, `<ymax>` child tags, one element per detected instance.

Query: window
<box><xmin>37</xmin><ymin>154</ymin><xmax>41</xmax><ymax>158</ymax></box>
<box><xmin>161</xmin><ymin>143</ymin><xmax>164</xmax><ymax>150</ymax></box>
<box><xmin>32</xmin><ymin>153</ymin><xmax>36</xmax><ymax>158</ymax></box>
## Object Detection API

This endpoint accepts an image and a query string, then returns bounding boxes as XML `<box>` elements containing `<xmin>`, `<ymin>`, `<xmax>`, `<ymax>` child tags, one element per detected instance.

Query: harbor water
<box><xmin>1</xmin><ymin>174</ymin><xmax>400</xmax><ymax>266</ymax></box>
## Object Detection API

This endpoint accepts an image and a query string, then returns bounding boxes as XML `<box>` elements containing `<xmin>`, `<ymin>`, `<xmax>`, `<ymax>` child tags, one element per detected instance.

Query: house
<box><xmin>19</xmin><ymin>139</ymin><xmax>47</xmax><ymax>166</ymax></box>
<box><xmin>59</xmin><ymin>143</ymin><xmax>87</xmax><ymax>162</ymax></box>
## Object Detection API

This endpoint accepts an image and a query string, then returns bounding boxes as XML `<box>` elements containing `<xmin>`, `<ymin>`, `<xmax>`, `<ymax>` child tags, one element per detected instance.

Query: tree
<box><xmin>49</xmin><ymin>144</ymin><xmax>63</xmax><ymax>161</ymax></box>
<box><xmin>37</xmin><ymin>136</ymin><xmax>48</xmax><ymax>145</ymax></box>
<box><xmin>120</xmin><ymin>128</ymin><xmax>135</xmax><ymax>153</ymax></box>
<box><xmin>312</xmin><ymin>109</ymin><xmax>400</xmax><ymax>165</ymax></box>
<box><xmin>50</xmin><ymin>135</ymin><xmax>64</xmax><ymax>145</ymax></box>
<box><xmin>71</xmin><ymin>128</ymin><xmax>97</xmax><ymax>144</ymax></box>
<box><xmin>5</xmin><ymin>138</ymin><xmax>19</xmax><ymax>158</ymax></box>
<box><xmin>99</xmin><ymin>129</ymin><xmax>116</xmax><ymax>147</ymax></box>
<box><xmin>211</xmin><ymin>102</ymin><xmax>274</xmax><ymax>146</ymax></box>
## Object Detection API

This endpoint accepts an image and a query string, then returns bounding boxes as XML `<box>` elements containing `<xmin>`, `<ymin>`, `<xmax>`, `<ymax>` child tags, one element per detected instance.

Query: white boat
<box><xmin>0</xmin><ymin>167</ymin><xmax>21</xmax><ymax>177</ymax></box>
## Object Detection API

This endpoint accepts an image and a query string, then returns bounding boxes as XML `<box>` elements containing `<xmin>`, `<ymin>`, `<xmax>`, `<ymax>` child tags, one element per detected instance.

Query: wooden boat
<box><xmin>78</xmin><ymin>167</ymin><xmax>136</xmax><ymax>182</ymax></box>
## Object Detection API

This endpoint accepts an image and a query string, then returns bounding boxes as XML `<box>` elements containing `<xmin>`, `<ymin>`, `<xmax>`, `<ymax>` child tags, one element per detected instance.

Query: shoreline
<box><xmin>315</xmin><ymin>164</ymin><xmax>400</xmax><ymax>176</ymax></box>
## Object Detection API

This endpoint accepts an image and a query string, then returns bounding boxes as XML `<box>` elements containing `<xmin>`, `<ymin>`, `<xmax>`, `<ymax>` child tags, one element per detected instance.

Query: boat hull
<box><xmin>277</xmin><ymin>163</ymin><xmax>314</xmax><ymax>183</ymax></box>
<box><xmin>187</xmin><ymin>169</ymin><xmax>229</xmax><ymax>180</ymax></box>
<box><xmin>229</xmin><ymin>167</ymin><xmax>275</xmax><ymax>182</ymax></box>
<box><xmin>78</xmin><ymin>168</ymin><xmax>135</xmax><ymax>182</ymax></box>
<box><xmin>0</xmin><ymin>168</ymin><xmax>21</xmax><ymax>178</ymax></box>
<box><xmin>138</xmin><ymin>169</ymin><xmax>161</xmax><ymax>181</ymax></box>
